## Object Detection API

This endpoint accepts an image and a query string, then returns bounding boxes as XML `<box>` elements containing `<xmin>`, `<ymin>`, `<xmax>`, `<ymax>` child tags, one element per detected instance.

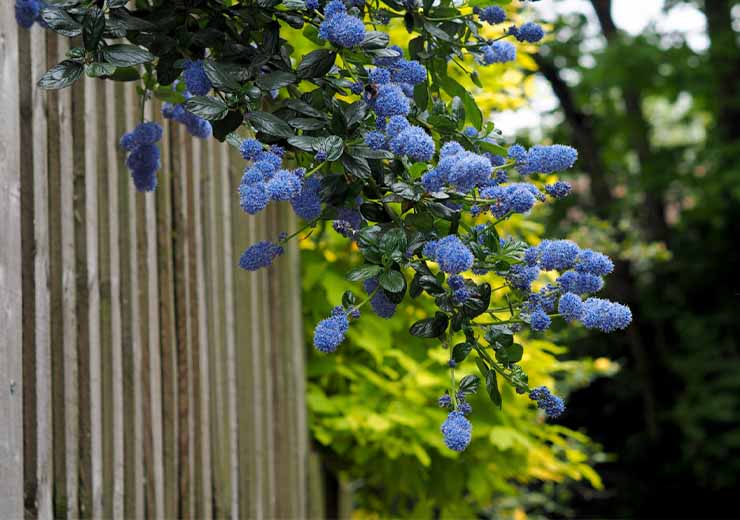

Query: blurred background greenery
<box><xmin>299</xmin><ymin>0</ymin><xmax>740</xmax><ymax>517</ymax></box>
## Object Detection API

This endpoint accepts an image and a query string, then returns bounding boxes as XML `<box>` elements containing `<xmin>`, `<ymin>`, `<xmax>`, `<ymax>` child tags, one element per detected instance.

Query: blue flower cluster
<box><xmin>182</xmin><ymin>60</ymin><xmax>212</xmax><ymax>96</ymax></box>
<box><xmin>424</xmin><ymin>236</ymin><xmax>474</xmax><ymax>274</ymax></box>
<box><xmin>15</xmin><ymin>0</ymin><xmax>44</xmax><ymax>28</ymax></box>
<box><xmin>448</xmin><ymin>275</ymin><xmax>471</xmax><ymax>303</ymax></box>
<box><xmin>162</xmin><ymin>91</ymin><xmax>212</xmax><ymax>139</ymax></box>
<box><xmin>313</xmin><ymin>307</ymin><xmax>350</xmax><ymax>353</ymax></box>
<box><xmin>363</xmin><ymin>278</ymin><xmax>397</xmax><ymax>318</ymax></box>
<box><xmin>120</xmin><ymin>122</ymin><xmax>163</xmax><ymax>192</ymax></box>
<box><xmin>481</xmin><ymin>182</ymin><xmax>544</xmax><ymax>217</ymax></box>
<box><xmin>545</xmin><ymin>180</ymin><xmax>572</xmax><ymax>198</ymax></box>
<box><xmin>529</xmin><ymin>386</ymin><xmax>565</xmax><ymax>418</ymax></box>
<box><xmin>238</xmin><ymin>138</ymin><xmax>310</xmax><ymax>217</ymax></box>
<box><xmin>318</xmin><ymin>0</ymin><xmax>366</xmax><ymax>48</ymax></box>
<box><xmin>441</xmin><ymin>411</ymin><xmax>472</xmax><ymax>452</ymax></box>
<box><xmin>482</xmin><ymin>41</ymin><xmax>516</xmax><ymax>65</ymax></box>
<box><xmin>511</xmin><ymin>144</ymin><xmax>578</xmax><ymax>175</ymax></box>
<box><xmin>387</xmin><ymin>119</ymin><xmax>435</xmax><ymax>162</ymax></box>
<box><xmin>476</xmin><ymin>5</ymin><xmax>506</xmax><ymax>25</ymax></box>
<box><xmin>368</xmin><ymin>50</ymin><xmax>427</xmax><ymax>129</ymax></box>
<box><xmin>510</xmin><ymin>22</ymin><xmax>545</xmax><ymax>43</ymax></box>
<box><xmin>421</xmin><ymin>141</ymin><xmax>493</xmax><ymax>194</ymax></box>
<box><xmin>239</xmin><ymin>240</ymin><xmax>284</xmax><ymax>271</ymax></box>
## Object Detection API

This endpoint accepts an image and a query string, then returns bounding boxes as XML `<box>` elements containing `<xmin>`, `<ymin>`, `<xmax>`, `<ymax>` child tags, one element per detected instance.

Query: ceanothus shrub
<box><xmin>26</xmin><ymin>0</ymin><xmax>631</xmax><ymax>453</ymax></box>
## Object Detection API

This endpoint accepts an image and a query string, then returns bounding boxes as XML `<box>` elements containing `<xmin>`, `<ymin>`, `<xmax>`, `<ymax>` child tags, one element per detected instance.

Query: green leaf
<box><xmin>452</xmin><ymin>342</ymin><xmax>474</xmax><ymax>363</ymax></box>
<box><xmin>284</xmin><ymin>99</ymin><xmax>327</xmax><ymax>119</ymax></box>
<box><xmin>288</xmin><ymin>118</ymin><xmax>326</xmax><ymax>131</ymax></box>
<box><xmin>296</xmin><ymin>49</ymin><xmax>337</xmax><ymax>79</ymax></box>
<box><xmin>256</xmin><ymin>71</ymin><xmax>297</xmax><ymax>91</ymax></box>
<box><xmin>184</xmin><ymin>96</ymin><xmax>229</xmax><ymax>121</ymax></box>
<box><xmin>40</xmin><ymin>7</ymin><xmax>82</xmax><ymax>37</ymax></box>
<box><xmin>360</xmin><ymin>31</ymin><xmax>390</xmax><ymax>49</ymax></box>
<box><xmin>409</xmin><ymin>312</ymin><xmax>449</xmax><ymax>338</ymax></box>
<box><xmin>203</xmin><ymin>60</ymin><xmax>242</xmax><ymax>93</ymax></box>
<box><xmin>347</xmin><ymin>145</ymin><xmax>393</xmax><ymax>160</ymax></box>
<box><xmin>245</xmin><ymin>111</ymin><xmax>295</xmax><ymax>138</ymax></box>
<box><xmin>37</xmin><ymin>61</ymin><xmax>84</xmax><ymax>90</ymax></box>
<box><xmin>85</xmin><ymin>62</ymin><xmax>116</xmax><ymax>78</ymax></box>
<box><xmin>380</xmin><ymin>228</ymin><xmax>408</xmax><ymax>255</ymax></box>
<box><xmin>378</xmin><ymin>270</ymin><xmax>405</xmax><ymax>293</ymax></box>
<box><xmin>346</xmin><ymin>265</ymin><xmax>383</xmax><ymax>282</ymax></box>
<box><xmin>211</xmin><ymin>111</ymin><xmax>244</xmax><ymax>142</ymax></box>
<box><xmin>288</xmin><ymin>135</ymin><xmax>323</xmax><ymax>152</ymax></box>
<box><xmin>109</xmin><ymin>66</ymin><xmax>140</xmax><ymax>82</ymax></box>
<box><xmin>462</xmin><ymin>90</ymin><xmax>483</xmax><ymax>130</ymax></box>
<box><xmin>342</xmin><ymin>155</ymin><xmax>372</xmax><ymax>180</ymax></box>
<box><xmin>458</xmin><ymin>374</ymin><xmax>480</xmax><ymax>396</ymax></box>
<box><xmin>478</xmin><ymin>139</ymin><xmax>508</xmax><ymax>156</ymax></box>
<box><xmin>496</xmin><ymin>343</ymin><xmax>524</xmax><ymax>364</ymax></box>
<box><xmin>102</xmin><ymin>44</ymin><xmax>155</xmax><ymax>67</ymax></box>
<box><xmin>82</xmin><ymin>7</ymin><xmax>105</xmax><ymax>51</ymax></box>
<box><xmin>318</xmin><ymin>136</ymin><xmax>344</xmax><ymax>161</ymax></box>
<box><xmin>486</xmin><ymin>369</ymin><xmax>502</xmax><ymax>408</ymax></box>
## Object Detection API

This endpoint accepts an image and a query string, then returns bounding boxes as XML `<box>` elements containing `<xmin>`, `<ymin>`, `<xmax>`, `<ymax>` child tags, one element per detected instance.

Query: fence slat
<box><xmin>0</xmin><ymin>7</ymin><xmax>24</xmax><ymax>518</ymax></box>
<box><xmin>105</xmin><ymin>79</ymin><xmax>125</xmax><ymax>520</ymax></box>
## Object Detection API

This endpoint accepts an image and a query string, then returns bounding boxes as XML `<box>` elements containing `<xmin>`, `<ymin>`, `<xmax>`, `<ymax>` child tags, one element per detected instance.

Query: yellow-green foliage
<box><xmin>302</xmin><ymin>221</ymin><xmax>614</xmax><ymax>517</ymax></box>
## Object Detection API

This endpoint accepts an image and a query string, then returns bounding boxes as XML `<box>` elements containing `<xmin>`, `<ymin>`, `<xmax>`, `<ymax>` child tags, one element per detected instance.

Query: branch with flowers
<box><xmin>19</xmin><ymin>0</ymin><xmax>631</xmax><ymax>453</ymax></box>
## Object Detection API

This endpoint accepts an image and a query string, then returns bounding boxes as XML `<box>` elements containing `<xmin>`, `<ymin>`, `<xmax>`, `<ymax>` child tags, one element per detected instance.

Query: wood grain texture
<box><xmin>0</xmin><ymin>7</ymin><xmax>24</xmax><ymax>518</ymax></box>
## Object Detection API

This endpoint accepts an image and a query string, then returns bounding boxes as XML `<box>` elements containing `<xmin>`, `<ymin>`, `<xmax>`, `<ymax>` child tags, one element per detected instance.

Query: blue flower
<box><xmin>441</xmin><ymin>411</ymin><xmax>472</xmax><ymax>452</ymax></box>
<box><xmin>363</xmin><ymin>278</ymin><xmax>397</xmax><ymax>318</ymax></box>
<box><xmin>440</xmin><ymin>141</ymin><xmax>464</xmax><ymax>157</ymax></box>
<box><xmin>558</xmin><ymin>292</ymin><xmax>585</xmax><ymax>322</ymax></box>
<box><xmin>447</xmin><ymin>152</ymin><xmax>493</xmax><ymax>193</ymax></box>
<box><xmin>432</xmin><ymin>236</ymin><xmax>474</xmax><ymax>274</ymax></box>
<box><xmin>239</xmin><ymin>183</ymin><xmax>269</xmax><ymax>215</ymax></box>
<box><xmin>519</xmin><ymin>145</ymin><xmax>578</xmax><ymax>174</ymax></box>
<box><xmin>478</xmin><ymin>5</ymin><xmax>506</xmax><ymax>24</ymax></box>
<box><xmin>290</xmin><ymin>176</ymin><xmax>323</xmax><ymax>220</ymax></box>
<box><xmin>306</xmin><ymin>0</ymin><xmax>319</xmax><ymax>9</ymax></box>
<box><xmin>365</xmin><ymin>131</ymin><xmax>386</xmax><ymax>150</ymax></box>
<box><xmin>390</xmin><ymin>126</ymin><xmax>435</xmax><ymax>162</ymax></box>
<box><xmin>421</xmin><ymin>169</ymin><xmax>445</xmax><ymax>192</ymax></box>
<box><xmin>390</xmin><ymin>59</ymin><xmax>427</xmax><ymax>85</ymax></box>
<box><xmin>313</xmin><ymin>311</ymin><xmax>350</xmax><ymax>353</ymax></box>
<box><xmin>369</xmin><ymin>67</ymin><xmax>391</xmax><ymax>85</ymax></box>
<box><xmin>182</xmin><ymin>60</ymin><xmax>212</xmax><ymax>96</ymax></box>
<box><xmin>266</xmin><ymin>170</ymin><xmax>302</xmax><ymax>201</ymax></box>
<box><xmin>545</xmin><ymin>180</ymin><xmax>572</xmax><ymax>198</ymax></box>
<box><xmin>516</xmin><ymin>22</ymin><xmax>545</xmax><ymax>43</ymax></box>
<box><xmin>240</xmin><ymin>139</ymin><xmax>264</xmax><ymax>161</ymax></box>
<box><xmin>15</xmin><ymin>0</ymin><xmax>42</xmax><ymax>28</ymax></box>
<box><xmin>162</xmin><ymin>96</ymin><xmax>212</xmax><ymax>139</ymax></box>
<box><xmin>422</xmin><ymin>239</ymin><xmax>438</xmax><ymax>259</ymax></box>
<box><xmin>270</xmin><ymin>145</ymin><xmax>286</xmax><ymax>157</ymax></box>
<box><xmin>530</xmin><ymin>307</ymin><xmax>551</xmax><ymax>331</ymax></box>
<box><xmin>537</xmin><ymin>240</ymin><xmax>580</xmax><ymax>271</ymax></box>
<box><xmin>575</xmin><ymin>249</ymin><xmax>614</xmax><ymax>276</ymax></box>
<box><xmin>385</xmin><ymin>115</ymin><xmax>410</xmax><ymax>139</ymax></box>
<box><xmin>374</xmin><ymin>45</ymin><xmax>403</xmax><ymax>67</ymax></box>
<box><xmin>507</xmin><ymin>264</ymin><xmax>540</xmax><ymax>291</ymax></box>
<box><xmin>133</xmin><ymin>121</ymin><xmax>164</xmax><ymax>145</ymax></box>
<box><xmin>315</xmin><ymin>151</ymin><xmax>328</xmax><ymax>162</ymax></box>
<box><xmin>508</xmin><ymin>144</ymin><xmax>528</xmax><ymax>162</ymax></box>
<box><xmin>582</xmin><ymin>298</ymin><xmax>632</xmax><ymax>332</ymax></box>
<box><xmin>438</xmin><ymin>394</ymin><xmax>452</xmax><ymax>408</ymax></box>
<box><xmin>319</xmin><ymin>5</ymin><xmax>366</xmax><ymax>48</ymax></box>
<box><xmin>350</xmin><ymin>81</ymin><xmax>364</xmax><ymax>94</ymax></box>
<box><xmin>239</xmin><ymin>240</ymin><xmax>284</xmax><ymax>271</ymax></box>
<box><xmin>557</xmin><ymin>271</ymin><xmax>604</xmax><ymax>294</ymax></box>
<box><xmin>373</xmin><ymin>84</ymin><xmax>410</xmax><ymax>119</ymax></box>
<box><xmin>255</xmin><ymin>151</ymin><xmax>283</xmax><ymax>169</ymax></box>
<box><xmin>482</xmin><ymin>41</ymin><xmax>516</xmax><ymax>64</ymax></box>
<box><xmin>119</xmin><ymin>132</ymin><xmax>137</xmax><ymax>152</ymax></box>
<box><xmin>529</xmin><ymin>386</ymin><xmax>565</xmax><ymax>418</ymax></box>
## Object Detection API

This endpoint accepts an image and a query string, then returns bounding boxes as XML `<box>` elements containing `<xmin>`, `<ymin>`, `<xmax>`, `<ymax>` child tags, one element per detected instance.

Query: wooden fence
<box><xmin>0</xmin><ymin>8</ymin><xmax>310</xmax><ymax>519</ymax></box>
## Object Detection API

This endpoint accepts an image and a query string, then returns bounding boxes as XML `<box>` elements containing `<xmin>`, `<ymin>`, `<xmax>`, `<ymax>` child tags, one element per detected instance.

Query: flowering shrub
<box><xmin>27</xmin><ymin>0</ymin><xmax>631</xmax><ymax>452</ymax></box>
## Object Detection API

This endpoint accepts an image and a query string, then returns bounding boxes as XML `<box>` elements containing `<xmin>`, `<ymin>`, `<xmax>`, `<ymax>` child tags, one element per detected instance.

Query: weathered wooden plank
<box><xmin>0</xmin><ymin>7</ymin><xmax>24</xmax><ymax>518</ymax></box>
<box><xmin>123</xmin><ymin>84</ymin><xmax>145</xmax><ymax>520</ymax></box>
<box><xmin>205</xmin><ymin>138</ymin><xmax>228</xmax><ymax>518</ymax></box>
<box><xmin>262</xmin><ymin>206</ymin><xmax>277</xmax><ymax>518</ymax></box>
<box><xmin>230</xmin><ymin>145</ymin><xmax>261</xmax><ymax>519</ymax></box>
<box><xmin>156</xmin><ymin>107</ymin><xmax>179</xmax><ymax>520</ymax></box>
<box><xmin>18</xmin><ymin>24</ymin><xmax>39</xmax><ymax>520</ymax></box>
<box><xmin>144</xmin><ymin>102</ymin><xmax>165</xmax><ymax>520</ymax></box>
<box><xmin>45</xmin><ymin>33</ymin><xmax>68</xmax><ymax>520</ymax></box>
<box><xmin>221</xmin><ymin>144</ymin><xmax>240</xmax><ymax>520</ymax></box>
<box><xmin>105</xmin><ymin>79</ymin><xmax>125</xmax><ymax>520</ymax></box>
<box><xmin>172</xmin><ymin>120</ymin><xmax>193</xmax><ymax>520</ymax></box>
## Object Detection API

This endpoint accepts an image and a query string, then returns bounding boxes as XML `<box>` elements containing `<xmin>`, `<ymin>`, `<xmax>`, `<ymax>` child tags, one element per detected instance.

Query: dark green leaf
<box><xmin>245</xmin><ymin>111</ymin><xmax>294</xmax><ymax>138</ymax></box>
<box><xmin>458</xmin><ymin>374</ymin><xmax>480</xmax><ymax>396</ymax></box>
<box><xmin>378</xmin><ymin>270</ymin><xmax>405</xmax><ymax>293</ymax></box>
<box><xmin>109</xmin><ymin>66</ymin><xmax>140</xmax><ymax>82</ymax></box>
<box><xmin>102</xmin><ymin>44</ymin><xmax>155</xmax><ymax>67</ymax></box>
<box><xmin>452</xmin><ymin>342</ymin><xmax>474</xmax><ymax>363</ymax></box>
<box><xmin>409</xmin><ymin>312</ymin><xmax>449</xmax><ymax>338</ymax></box>
<box><xmin>288</xmin><ymin>118</ymin><xmax>326</xmax><ymax>131</ymax></box>
<box><xmin>184</xmin><ymin>96</ymin><xmax>229</xmax><ymax>121</ymax></box>
<box><xmin>347</xmin><ymin>145</ymin><xmax>393</xmax><ymax>160</ymax></box>
<box><xmin>211</xmin><ymin>111</ymin><xmax>244</xmax><ymax>142</ymax></box>
<box><xmin>346</xmin><ymin>265</ymin><xmax>383</xmax><ymax>282</ymax></box>
<box><xmin>37</xmin><ymin>60</ymin><xmax>84</xmax><ymax>90</ymax></box>
<box><xmin>360</xmin><ymin>31</ymin><xmax>390</xmax><ymax>49</ymax></box>
<box><xmin>203</xmin><ymin>60</ymin><xmax>242</xmax><ymax>93</ymax></box>
<box><xmin>318</xmin><ymin>136</ymin><xmax>344</xmax><ymax>161</ymax></box>
<box><xmin>342</xmin><ymin>155</ymin><xmax>371</xmax><ymax>180</ymax></box>
<box><xmin>296</xmin><ymin>49</ymin><xmax>337</xmax><ymax>79</ymax></box>
<box><xmin>486</xmin><ymin>369</ymin><xmax>502</xmax><ymax>408</ymax></box>
<box><xmin>256</xmin><ymin>71</ymin><xmax>297</xmax><ymax>91</ymax></box>
<box><xmin>284</xmin><ymin>99</ymin><xmax>327</xmax><ymax>119</ymax></box>
<box><xmin>82</xmin><ymin>7</ymin><xmax>105</xmax><ymax>51</ymax></box>
<box><xmin>288</xmin><ymin>135</ymin><xmax>323</xmax><ymax>152</ymax></box>
<box><xmin>40</xmin><ymin>7</ymin><xmax>81</xmax><ymax>37</ymax></box>
<box><xmin>85</xmin><ymin>62</ymin><xmax>116</xmax><ymax>78</ymax></box>
<box><xmin>496</xmin><ymin>343</ymin><xmax>524</xmax><ymax>364</ymax></box>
